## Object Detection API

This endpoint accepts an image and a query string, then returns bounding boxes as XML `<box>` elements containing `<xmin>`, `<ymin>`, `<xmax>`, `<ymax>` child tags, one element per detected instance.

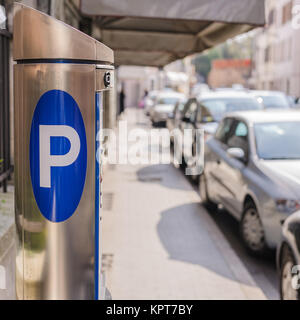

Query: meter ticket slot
<box><xmin>13</xmin><ymin>4</ymin><xmax>114</xmax><ymax>299</ymax></box>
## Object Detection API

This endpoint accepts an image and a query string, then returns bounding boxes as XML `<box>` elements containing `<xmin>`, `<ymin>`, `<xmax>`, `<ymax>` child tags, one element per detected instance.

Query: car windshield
<box><xmin>201</xmin><ymin>98</ymin><xmax>262</xmax><ymax>121</ymax></box>
<box><xmin>175</xmin><ymin>101</ymin><xmax>186</xmax><ymax>113</ymax></box>
<box><xmin>158</xmin><ymin>97</ymin><xmax>182</xmax><ymax>105</ymax></box>
<box><xmin>254</xmin><ymin>122</ymin><xmax>300</xmax><ymax>160</ymax></box>
<box><xmin>258</xmin><ymin>95</ymin><xmax>290</xmax><ymax>109</ymax></box>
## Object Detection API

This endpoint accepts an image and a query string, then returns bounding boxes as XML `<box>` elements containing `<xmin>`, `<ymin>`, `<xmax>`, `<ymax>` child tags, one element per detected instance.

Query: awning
<box><xmin>80</xmin><ymin>0</ymin><xmax>265</xmax><ymax>67</ymax></box>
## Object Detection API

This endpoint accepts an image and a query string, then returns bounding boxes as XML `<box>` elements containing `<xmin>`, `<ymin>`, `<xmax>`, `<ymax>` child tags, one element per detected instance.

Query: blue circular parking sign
<box><xmin>30</xmin><ymin>90</ymin><xmax>87</xmax><ymax>222</ymax></box>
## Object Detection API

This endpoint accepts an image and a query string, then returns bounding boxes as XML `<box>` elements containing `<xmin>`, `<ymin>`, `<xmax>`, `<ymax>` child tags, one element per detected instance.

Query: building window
<box><xmin>282</xmin><ymin>1</ymin><xmax>293</xmax><ymax>25</ymax></box>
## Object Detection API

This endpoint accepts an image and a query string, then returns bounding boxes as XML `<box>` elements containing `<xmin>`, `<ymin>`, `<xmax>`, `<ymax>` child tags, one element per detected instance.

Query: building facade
<box><xmin>252</xmin><ymin>0</ymin><xmax>300</xmax><ymax>96</ymax></box>
<box><xmin>208</xmin><ymin>59</ymin><xmax>251</xmax><ymax>88</ymax></box>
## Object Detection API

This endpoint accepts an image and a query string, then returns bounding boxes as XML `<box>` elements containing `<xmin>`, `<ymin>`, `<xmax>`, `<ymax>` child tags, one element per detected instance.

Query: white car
<box><xmin>250</xmin><ymin>90</ymin><xmax>290</xmax><ymax>109</ymax></box>
<box><xmin>150</xmin><ymin>92</ymin><xmax>186</xmax><ymax>126</ymax></box>
<box><xmin>144</xmin><ymin>91</ymin><xmax>159</xmax><ymax>116</ymax></box>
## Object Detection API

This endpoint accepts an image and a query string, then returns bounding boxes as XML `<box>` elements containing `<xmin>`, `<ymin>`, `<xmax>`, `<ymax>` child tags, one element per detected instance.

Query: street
<box><xmin>206</xmin><ymin>202</ymin><xmax>279</xmax><ymax>300</ymax></box>
<box><xmin>101</xmin><ymin>108</ymin><xmax>276</xmax><ymax>300</ymax></box>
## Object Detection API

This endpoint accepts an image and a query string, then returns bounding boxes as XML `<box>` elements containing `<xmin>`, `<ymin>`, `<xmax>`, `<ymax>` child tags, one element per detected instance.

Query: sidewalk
<box><xmin>0</xmin><ymin>185</ymin><xmax>15</xmax><ymax>300</ymax></box>
<box><xmin>101</xmin><ymin>108</ymin><xmax>266</xmax><ymax>300</ymax></box>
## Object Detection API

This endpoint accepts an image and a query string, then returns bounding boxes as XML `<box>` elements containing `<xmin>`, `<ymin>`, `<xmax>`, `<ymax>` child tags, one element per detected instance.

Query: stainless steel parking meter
<box><xmin>13</xmin><ymin>4</ymin><xmax>114</xmax><ymax>300</ymax></box>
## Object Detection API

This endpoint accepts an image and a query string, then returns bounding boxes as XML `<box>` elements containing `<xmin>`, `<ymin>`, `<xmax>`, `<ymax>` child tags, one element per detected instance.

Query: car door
<box><xmin>180</xmin><ymin>99</ymin><xmax>198</xmax><ymax>166</ymax></box>
<box><xmin>205</xmin><ymin>117</ymin><xmax>235</xmax><ymax>203</ymax></box>
<box><xmin>192</xmin><ymin>104</ymin><xmax>213</xmax><ymax>173</ymax></box>
<box><xmin>218</xmin><ymin>120</ymin><xmax>249</xmax><ymax>217</ymax></box>
<box><xmin>170</xmin><ymin>100</ymin><xmax>186</xmax><ymax>132</ymax></box>
<box><xmin>180</xmin><ymin>98</ymin><xmax>198</xmax><ymax>131</ymax></box>
<box><xmin>174</xmin><ymin>101</ymin><xmax>186</xmax><ymax>129</ymax></box>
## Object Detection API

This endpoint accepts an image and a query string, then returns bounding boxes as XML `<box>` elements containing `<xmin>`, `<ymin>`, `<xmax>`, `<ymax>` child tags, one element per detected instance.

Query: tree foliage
<box><xmin>192</xmin><ymin>36</ymin><xmax>253</xmax><ymax>81</ymax></box>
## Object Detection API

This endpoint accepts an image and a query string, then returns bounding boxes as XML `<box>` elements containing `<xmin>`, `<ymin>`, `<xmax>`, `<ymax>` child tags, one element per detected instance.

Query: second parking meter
<box><xmin>13</xmin><ymin>4</ymin><xmax>114</xmax><ymax>299</ymax></box>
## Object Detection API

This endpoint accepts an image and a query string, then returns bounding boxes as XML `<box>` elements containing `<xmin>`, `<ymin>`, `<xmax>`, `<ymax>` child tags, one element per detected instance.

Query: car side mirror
<box><xmin>227</xmin><ymin>148</ymin><xmax>245</xmax><ymax>162</ymax></box>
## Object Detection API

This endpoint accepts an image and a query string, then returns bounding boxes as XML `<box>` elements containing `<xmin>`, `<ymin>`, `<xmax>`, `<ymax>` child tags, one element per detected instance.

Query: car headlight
<box><xmin>276</xmin><ymin>199</ymin><xmax>300</xmax><ymax>213</ymax></box>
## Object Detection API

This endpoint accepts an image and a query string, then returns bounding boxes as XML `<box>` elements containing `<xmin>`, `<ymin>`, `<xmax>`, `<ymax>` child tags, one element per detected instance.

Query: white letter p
<box><xmin>39</xmin><ymin>125</ymin><xmax>80</xmax><ymax>188</ymax></box>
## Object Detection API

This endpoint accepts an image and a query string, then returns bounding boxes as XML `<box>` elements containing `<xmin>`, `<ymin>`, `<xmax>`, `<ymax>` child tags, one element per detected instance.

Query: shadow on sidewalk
<box><xmin>137</xmin><ymin>164</ymin><xmax>191</xmax><ymax>191</ymax></box>
<box><xmin>157</xmin><ymin>202</ymin><xmax>256</xmax><ymax>286</ymax></box>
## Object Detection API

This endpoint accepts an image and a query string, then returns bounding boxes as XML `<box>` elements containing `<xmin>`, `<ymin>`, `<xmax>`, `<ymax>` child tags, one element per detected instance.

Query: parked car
<box><xmin>166</xmin><ymin>98</ymin><xmax>187</xmax><ymax>134</ymax></box>
<box><xmin>177</xmin><ymin>91</ymin><xmax>263</xmax><ymax>173</ymax></box>
<box><xmin>288</xmin><ymin>96</ymin><xmax>300</xmax><ymax>109</ymax></box>
<box><xmin>191</xmin><ymin>83</ymin><xmax>210</xmax><ymax>97</ymax></box>
<box><xmin>144</xmin><ymin>90</ymin><xmax>159</xmax><ymax>116</ymax></box>
<box><xmin>287</xmin><ymin>95</ymin><xmax>298</xmax><ymax>108</ymax></box>
<box><xmin>200</xmin><ymin>110</ymin><xmax>300</xmax><ymax>255</ymax></box>
<box><xmin>150</xmin><ymin>91</ymin><xmax>185</xmax><ymax>126</ymax></box>
<box><xmin>277</xmin><ymin>211</ymin><xmax>300</xmax><ymax>300</ymax></box>
<box><xmin>250</xmin><ymin>90</ymin><xmax>290</xmax><ymax>109</ymax></box>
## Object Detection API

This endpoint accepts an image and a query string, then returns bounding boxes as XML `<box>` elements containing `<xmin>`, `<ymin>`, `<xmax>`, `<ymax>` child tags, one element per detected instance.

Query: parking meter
<box><xmin>13</xmin><ymin>4</ymin><xmax>114</xmax><ymax>299</ymax></box>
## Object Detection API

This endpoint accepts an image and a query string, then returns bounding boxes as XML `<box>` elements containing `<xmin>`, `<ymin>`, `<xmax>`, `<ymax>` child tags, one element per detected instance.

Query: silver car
<box><xmin>144</xmin><ymin>90</ymin><xmax>159</xmax><ymax>116</ymax></box>
<box><xmin>250</xmin><ymin>90</ymin><xmax>291</xmax><ymax>109</ymax></box>
<box><xmin>277</xmin><ymin>211</ymin><xmax>300</xmax><ymax>300</ymax></box>
<box><xmin>150</xmin><ymin>91</ymin><xmax>186</xmax><ymax>126</ymax></box>
<box><xmin>200</xmin><ymin>110</ymin><xmax>300</xmax><ymax>254</ymax></box>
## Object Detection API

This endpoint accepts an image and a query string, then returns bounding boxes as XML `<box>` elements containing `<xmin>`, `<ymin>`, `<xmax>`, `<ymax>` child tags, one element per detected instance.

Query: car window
<box><xmin>201</xmin><ymin>100</ymin><xmax>227</xmax><ymax>122</ymax></box>
<box><xmin>215</xmin><ymin>118</ymin><xmax>235</xmax><ymax>144</ymax></box>
<box><xmin>174</xmin><ymin>101</ymin><xmax>186</xmax><ymax>118</ymax></box>
<box><xmin>235</xmin><ymin>122</ymin><xmax>248</xmax><ymax>137</ymax></box>
<box><xmin>257</xmin><ymin>95</ymin><xmax>290</xmax><ymax>109</ymax></box>
<box><xmin>178</xmin><ymin>102</ymin><xmax>185</xmax><ymax>112</ymax></box>
<box><xmin>157</xmin><ymin>97</ymin><xmax>181</xmax><ymax>105</ymax></box>
<box><xmin>197</xmin><ymin>105</ymin><xmax>215</xmax><ymax>123</ymax></box>
<box><xmin>227</xmin><ymin>121</ymin><xmax>249</xmax><ymax>157</ymax></box>
<box><xmin>254</xmin><ymin>121</ymin><xmax>300</xmax><ymax>159</ymax></box>
<box><xmin>189</xmin><ymin>102</ymin><xmax>198</xmax><ymax>122</ymax></box>
<box><xmin>200</xmin><ymin>97</ymin><xmax>262</xmax><ymax>121</ymax></box>
<box><xmin>183</xmin><ymin>99</ymin><xmax>198</xmax><ymax>122</ymax></box>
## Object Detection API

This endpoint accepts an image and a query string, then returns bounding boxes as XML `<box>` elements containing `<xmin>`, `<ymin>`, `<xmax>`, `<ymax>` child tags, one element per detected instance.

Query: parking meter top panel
<box><xmin>13</xmin><ymin>3</ymin><xmax>114</xmax><ymax>65</ymax></box>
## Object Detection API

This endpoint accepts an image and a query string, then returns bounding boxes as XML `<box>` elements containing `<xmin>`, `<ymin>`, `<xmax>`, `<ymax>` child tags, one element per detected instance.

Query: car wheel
<box><xmin>180</xmin><ymin>156</ymin><xmax>187</xmax><ymax>169</ymax></box>
<box><xmin>199</xmin><ymin>173</ymin><xmax>216</xmax><ymax>209</ymax></box>
<box><xmin>280</xmin><ymin>245</ymin><xmax>300</xmax><ymax>300</ymax></box>
<box><xmin>240</xmin><ymin>201</ymin><xmax>267</xmax><ymax>255</ymax></box>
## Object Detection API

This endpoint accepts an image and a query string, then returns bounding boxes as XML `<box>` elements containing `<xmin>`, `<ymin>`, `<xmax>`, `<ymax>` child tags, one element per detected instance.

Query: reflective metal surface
<box><xmin>96</xmin><ymin>69</ymin><xmax>114</xmax><ymax>91</ymax></box>
<box><xmin>14</xmin><ymin>63</ymin><xmax>97</xmax><ymax>299</ymax></box>
<box><xmin>277</xmin><ymin>211</ymin><xmax>300</xmax><ymax>300</ymax></box>
<box><xmin>14</xmin><ymin>3</ymin><xmax>114</xmax><ymax>300</ymax></box>
<box><xmin>13</xmin><ymin>3</ymin><xmax>114</xmax><ymax>64</ymax></box>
